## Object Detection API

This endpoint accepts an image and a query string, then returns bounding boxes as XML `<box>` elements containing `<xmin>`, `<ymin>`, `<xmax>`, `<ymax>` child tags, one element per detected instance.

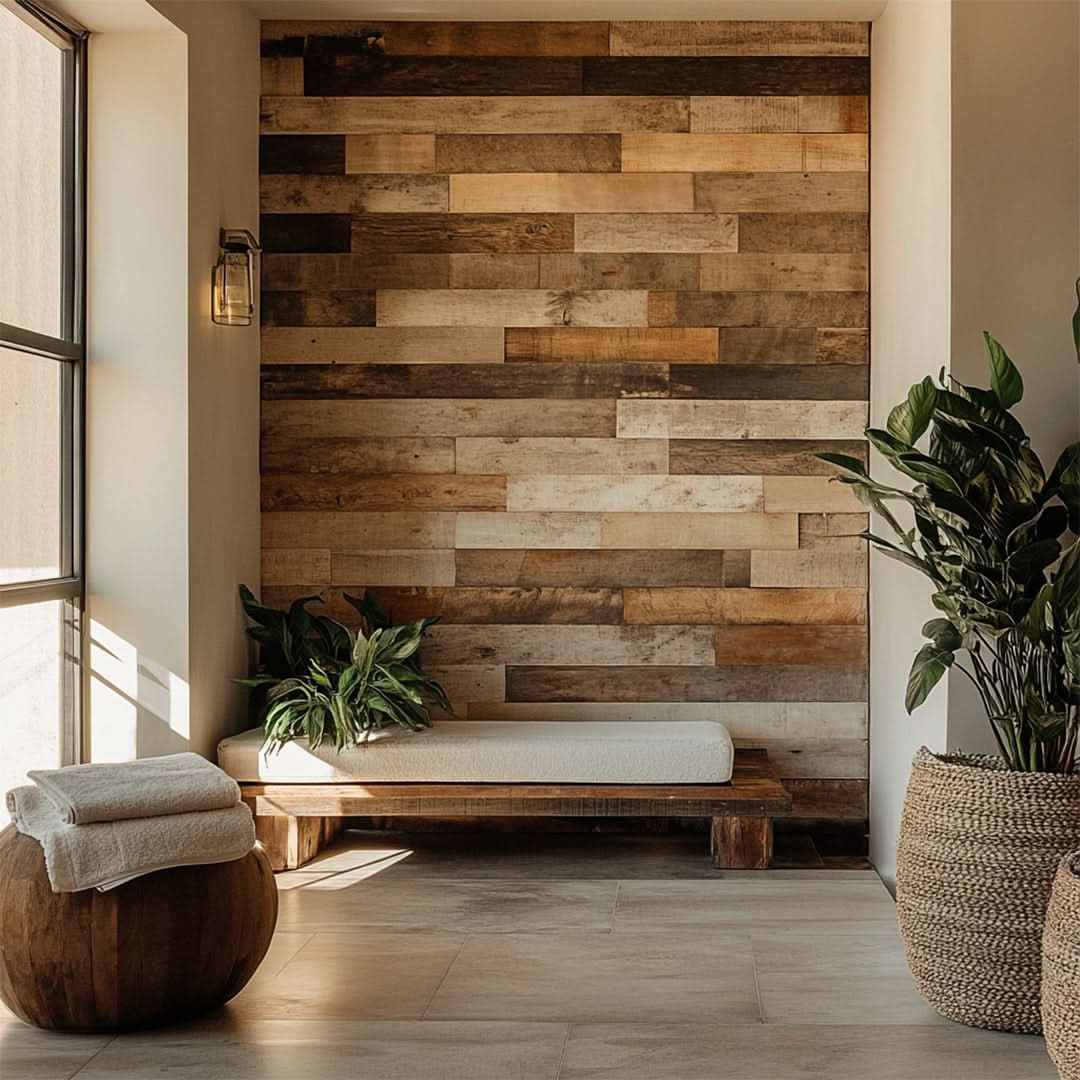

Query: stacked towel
<box><xmin>6</xmin><ymin>753</ymin><xmax>255</xmax><ymax>893</ymax></box>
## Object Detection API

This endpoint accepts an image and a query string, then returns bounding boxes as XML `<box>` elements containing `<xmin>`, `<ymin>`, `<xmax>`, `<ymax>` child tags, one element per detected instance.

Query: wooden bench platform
<box><xmin>241</xmin><ymin>749</ymin><xmax>791</xmax><ymax>872</ymax></box>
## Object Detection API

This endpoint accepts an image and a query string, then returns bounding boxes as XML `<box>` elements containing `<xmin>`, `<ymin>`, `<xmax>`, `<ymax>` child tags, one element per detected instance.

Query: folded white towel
<box><xmin>6</xmin><ymin>786</ymin><xmax>256</xmax><ymax>893</ymax></box>
<box><xmin>28</xmin><ymin>752</ymin><xmax>241</xmax><ymax>825</ymax></box>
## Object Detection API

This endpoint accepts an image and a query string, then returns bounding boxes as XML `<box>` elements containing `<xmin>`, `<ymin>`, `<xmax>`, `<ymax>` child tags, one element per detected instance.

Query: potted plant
<box><xmin>237</xmin><ymin>586</ymin><xmax>451</xmax><ymax>752</ymax></box>
<box><xmin>822</xmin><ymin>331</ymin><xmax>1080</xmax><ymax>1034</ymax></box>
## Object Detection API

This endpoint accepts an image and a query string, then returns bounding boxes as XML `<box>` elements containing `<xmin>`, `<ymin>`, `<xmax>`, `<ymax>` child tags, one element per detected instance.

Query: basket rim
<box><xmin>914</xmin><ymin>746</ymin><xmax>1080</xmax><ymax>787</ymax></box>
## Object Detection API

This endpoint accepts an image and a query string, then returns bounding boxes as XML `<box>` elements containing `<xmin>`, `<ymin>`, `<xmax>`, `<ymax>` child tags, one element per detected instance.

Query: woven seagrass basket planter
<box><xmin>1043</xmin><ymin>852</ymin><xmax>1080</xmax><ymax>1077</ymax></box>
<box><xmin>896</xmin><ymin>747</ymin><xmax>1080</xmax><ymax>1035</ymax></box>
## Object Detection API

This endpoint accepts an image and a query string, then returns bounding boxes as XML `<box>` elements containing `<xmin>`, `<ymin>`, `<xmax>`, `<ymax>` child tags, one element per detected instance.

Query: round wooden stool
<box><xmin>0</xmin><ymin>826</ymin><xmax>277</xmax><ymax>1031</ymax></box>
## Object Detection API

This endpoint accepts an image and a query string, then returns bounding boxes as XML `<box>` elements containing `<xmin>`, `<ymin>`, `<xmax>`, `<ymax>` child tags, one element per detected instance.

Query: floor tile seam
<box><xmin>66</xmin><ymin>1035</ymin><xmax>117</xmax><ymax>1079</ymax></box>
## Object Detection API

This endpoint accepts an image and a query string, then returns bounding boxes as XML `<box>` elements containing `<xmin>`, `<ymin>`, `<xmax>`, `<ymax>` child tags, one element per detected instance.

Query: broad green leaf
<box><xmin>887</xmin><ymin>376</ymin><xmax>937</xmax><ymax>445</ymax></box>
<box><xmin>816</xmin><ymin>452</ymin><xmax>868</xmax><ymax>475</ymax></box>
<box><xmin>985</xmin><ymin>332</ymin><xmax>1024</xmax><ymax>408</ymax></box>
<box><xmin>922</xmin><ymin>618</ymin><xmax>961</xmax><ymax>650</ymax></box>
<box><xmin>905</xmin><ymin>643</ymin><xmax>954</xmax><ymax>713</ymax></box>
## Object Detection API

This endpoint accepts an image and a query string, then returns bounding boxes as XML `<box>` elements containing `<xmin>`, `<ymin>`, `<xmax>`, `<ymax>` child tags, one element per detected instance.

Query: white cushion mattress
<box><xmin>217</xmin><ymin>720</ymin><xmax>734</xmax><ymax>785</ymax></box>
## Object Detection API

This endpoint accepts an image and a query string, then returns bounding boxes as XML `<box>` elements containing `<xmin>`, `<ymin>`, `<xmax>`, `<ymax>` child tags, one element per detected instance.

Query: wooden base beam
<box><xmin>253</xmin><ymin>812</ymin><xmax>343</xmax><ymax>871</ymax></box>
<box><xmin>710</xmin><ymin>815</ymin><xmax>773</xmax><ymax>870</ymax></box>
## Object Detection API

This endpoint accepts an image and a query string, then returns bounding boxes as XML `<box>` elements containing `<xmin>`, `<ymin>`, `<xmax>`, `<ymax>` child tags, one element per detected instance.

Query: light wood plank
<box><xmin>691</xmin><ymin>96</ymin><xmax>798</xmax><ymax>132</ymax></box>
<box><xmin>694</xmin><ymin>171</ymin><xmax>868</xmax><ymax>213</ymax></box>
<box><xmin>575</xmin><ymin>213</ymin><xmax>737</xmax><ymax>254</ymax></box>
<box><xmin>609</xmin><ymin>21</ymin><xmax>870</xmax><ymax>56</ymax></box>
<box><xmin>448</xmin><ymin>255</ymin><xmax>540</xmax><ymax>289</ymax></box>
<box><xmin>376</xmin><ymin>289</ymin><xmax>649</xmax><ymax>327</ymax></box>
<box><xmin>331</xmin><ymin>550</ymin><xmax>455</xmax><ymax>587</ymax></box>
<box><xmin>464</xmin><ymin>702</ymin><xmax>731</xmax><ymax>722</ymax></box>
<box><xmin>263</xmin><ymin>399</ymin><xmax>616</xmax><ymax>438</ymax></box>
<box><xmin>260</xmin><ymin>174</ymin><xmax>447</xmax><ymax>213</ymax></box>
<box><xmin>622</xmin><ymin>134</ymin><xmax>867</xmax><ymax>172</ymax></box>
<box><xmin>505</xmin><ymin>327</ymin><xmax>718</xmax><ymax>364</ymax></box>
<box><xmin>599</xmin><ymin>513</ymin><xmax>798</xmax><ymax>551</ymax></box>
<box><xmin>762</xmin><ymin>475</ymin><xmax>864</xmax><ymax>513</ymax></box>
<box><xmin>261</xmin><ymin>96</ymin><xmax>690</xmax><ymax>135</ymax></box>
<box><xmin>507</xmin><ymin>475</ymin><xmax>763</xmax><ymax>513</ymax></box>
<box><xmin>345</xmin><ymin>134</ymin><xmax>436</xmax><ymax>173</ymax></box>
<box><xmin>456</xmin><ymin>513</ymin><xmax>602</xmax><ymax>549</ymax></box>
<box><xmin>733</xmin><ymin>737</ymin><xmax>867</xmax><ymax>779</ymax></box>
<box><xmin>456</xmin><ymin>437</ymin><xmax>668</xmax><ymax>475</ymax></box>
<box><xmin>617</xmin><ymin>400</ymin><xmax>869</xmax><ymax>440</ymax></box>
<box><xmin>714</xmin><ymin>624</ymin><xmax>867</xmax><ymax>665</ymax></box>
<box><xmin>800</xmin><ymin>512</ymin><xmax>869</xmax><ymax>541</ymax></box>
<box><xmin>623</xmin><ymin>587</ymin><xmax>867</xmax><ymax>625</ymax></box>
<box><xmin>261</xmin><ymin>548</ymin><xmax>331</xmax><ymax>586</ymax></box>
<box><xmin>261</xmin><ymin>326</ymin><xmax>505</xmax><ymax>364</ymax></box>
<box><xmin>449</xmin><ymin>173</ymin><xmax>694</xmax><ymax>213</ymax></box>
<box><xmin>798</xmin><ymin>95</ymin><xmax>869</xmax><ymax>132</ymax></box>
<box><xmin>699</xmin><ymin>253</ymin><xmax>867</xmax><ymax>292</ymax></box>
<box><xmin>261</xmin><ymin>57</ymin><xmax>303</xmax><ymax>96</ymax></box>
<box><xmin>424</xmin><ymin>624</ymin><xmax>716</xmax><ymax>667</ymax></box>
<box><xmin>262</xmin><ymin>511</ymin><xmax>457</xmax><ymax>550</ymax></box>
<box><xmin>750</xmin><ymin>547</ymin><xmax>867</xmax><ymax>587</ymax></box>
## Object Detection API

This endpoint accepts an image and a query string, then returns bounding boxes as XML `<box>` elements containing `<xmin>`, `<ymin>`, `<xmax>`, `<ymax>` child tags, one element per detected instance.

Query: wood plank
<box><xmin>719</xmin><ymin>328</ymin><xmax>816</xmax><ymax>364</ymax></box>
<box><xmin>616</xmin><ymin>400</ymin><xmax>869</xmax><ymax>440</ymax></box>
<box><xmin>505</xmin><ymin>327</ymin><xmax>718</xmax><ymax>364</ymax></box>
<box><xmin>364</xmin><ymin>586</ymin><xmax>622</xmax><ymax>625</ymax></box>
<box><xmin>261</xmin><ymin>326</ymin><xmax>505</xmax><ymax>365</ymax></box>
<box><xmin>763</xmin><ymin>475</ymin><xmax>864</xmax><ymax>513</ymax></box>
<box><xmin>424</xmin><ymin>624</ymin><xmax>716</xmax><ymax>667</ymax></box>
<box><xmin>456</xmin><ymin>513</ymin><xmax>602</xmax><ymax>550</ymax></box>
<box><xmin>435</xmin><ymin>134</ymin><xmax>621</xmax><ymax>173</ymax></box>
<box><xmin>456</xmin><ymin>438</ymin><xmax>668</xmax><ymax>475</ymax></box>
<box><xmin>732</xmin><ymin>738</ymin><xmax>867</xmax><ymax>779</ymax></box>
<box><xmin>669</xmin><ymin>439</ymin><xmax>868</xmax><ymax>476</ymax></box>
<box><xmin>261</xmin><ymin>134</ymin><xmax>346</xmax><ymax>175</ymax></box>
<box><xmin>711</xmin><ymin>815</ymin><xmax>772</xmax><ymax>869</ymax></box>
<box><xmin>449</xmin><ymin>173</ymin><xmax>693</xmax><ymax>213</ymax></box>
<box><xmin>670</xmin><ymin>364</ymin><xmax>868</xmax><ymax>401</ymax></box>
<box><xmin>575</xmin><ymin>213</ymin><xmax>737</xmax><ymax>254</ymax></box>
<box><xmin>376</xmin><ymin>289</ymin><xmax>649</xmax><ymax>327</ymax></box>
<box><xmin>357</xmin><ymin>21</ymin><xmax>611</xmax><ymax>56</ymax></box>
<box><xmin>505</xmin><ymin>664</ymin><xmax>868</xmax><ymax>702</ymax></box>
<box><xmin>599</xmin><ymin>513</ymin><xmax>799</xmax><ymax>551</ymax></box>
<box><xmin>262</xmin><ymin>511</ymin><xmax>457</xmax><ymax>550</ymax></box>
<box><xmin>262</xmin><ymin>290</ymin><xmax>374</xmax><ymax>327</ymax></box>
<box><xmin>714</xmin><ymin>625</ymin><xmax>867</xmax><ymax>665</ymax></box>
<box><xmin>622</xmin><ymin>133</ymin><xmax>866</xmax><ymax>172</ymax></box>
<box><xmin>465</xmin><ymin>702</ymin><xmax>735</xmax><ymax>723</ymax></box>
<box><xmin>261</xmin><ymin>56</ymin><xmax>303</xmax><ymax>95</ymax></box>
<box><xmin>691</xmin><ymin>96</ymin><xmax>798</xmax><ymax>132</ymax></box>
<box><xmin>798</xmin><ymin>95</ymin><xmax>869</xmax><ymax>133</ymax></box>
<box><xmin>609</xmin><ymin>21</ymin><xmax>870</xmax><ymax>57</ymax></box>
<box><xmin>454</xmin><ymin>549</ymin><xmax>728</xmax><ymax>588</ymax></box>
<box><xmin>694</xmin><ymin>171</ymin><xmax>868</xmax><ymax>213</ymax></box>
<box><xmin>723</xmin><ymin>550</ymin><xmax>752</xmax><ymax>586</ymax></box>
<box><xmin>262</xmin><ymin>254</ymin><xmax>449</xmax><ymax>291</ymax></box>
<box><xmin>261</xmin><ymin>436</ymin><xmax>456</xmax><ymax>475</ymax></box>
<box><xmin>449</xmin><ymin>255</ymin><xmax>540</xmax><ymax>289</ymax></box>
<box><xmin>424</xmin><ymin>666</ymin><xmax>505</xmax><ymax>705</ymax></box>
<box><xmin>750</xmin><ymin>547</ymin><xmax>867</xmax><ymax>588</ymax></box>
<box><xmin>582</xmin><ymin>57</ymin><xmax>869</xmax><ymax>96</ymax></box>
<box><xmin>623</xmin><ymin>587</ymin><xmax>867</xmax><ymax>625</ymax></box>
<box><xmin>351</xmin><ymin>213</ymin><xmax>574</xmax><ymax>254</ymax></box>
<box><xmin>738</xmin><ymin>212</ymin><xmax>869</xmax><ymax>253</ymax></box>
<box><xmin>260</xmin><ymin>362</ymin><xmax>668</xmax><ymax>399</ymax></box>
<box><xmin>260</xmin><ymin>213</ymin><xmax>351</xmax><ymax>253</ymax></box>
<box><xmin>260</xmin><ymin>174</ymin><xmax>447</xmax><ymax>213</ymax></box>
<box><xmin>506</xmin><ymin>474</ymin><xmax>763</xmax><ymax>513</ymax></box>
<box><xmin>653</xmin><ymin>291</ymin><xmax>868</xmax><ymax>329</ymax></box>
<box><xmin>261</xmin><ymin>96</ymin><xmax>690</xmax><ymax>135</ymax></box>
<box><xmin>538</xmin><ymin>254</ymin><xmax>699</xmax><ymax>291</ymax></box>
<box><xmin>784</xmin><ymin>778</ymin><xmax>867</xmax><ymax>821</ymax></box>
<box><xmin>699</xmin><ymin>253</ymin><xmax>867</xmax><ymax>291</ymax></box>
<box><xmin>331</xmin><ymin>550</ymin><xmax>456</xmax><ymax>586</ymax></box>
<box><xmin>261</xmin><ymin>548</ymin><xmax>331</xmax><ymax>586</ymax></box>
<box><xmin>345</xmin><ymin>134</ymin><xmax>436</xmax><ymax>173</ymax></box>
<box><xmin>261</xmin><ymin>473</ymin><xmax>507</xmax><ymax>512</ymax></box>
<box><xmin>262</xmin><ymin>399</ymin><xmax>616</xmax><ymax>438</ymax></box>
<box><xmin>817</xmin><ymin>328</ymin><xmax>869</xmax><ymax>364</ymax></box>
<box><xmin>303</xmin><ymin>55</ymin><xmax>584</xmax><ymax>97</ymax></box>
<box><xmin>800</xmin><ymin>512</ymin><xmax>869</xmax><ymax>541</ymax></box>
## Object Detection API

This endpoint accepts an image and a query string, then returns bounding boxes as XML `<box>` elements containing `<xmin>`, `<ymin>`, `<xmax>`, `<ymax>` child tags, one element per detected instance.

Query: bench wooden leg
<box><xmin>252</xmin><ymin>813</ymin><xmax>343</xmax><ymax>871</ymax></box>
<box><xmin>710</xmin><ymin>816</ymin><xmax>772</xmax><ymax>870</ymax></box>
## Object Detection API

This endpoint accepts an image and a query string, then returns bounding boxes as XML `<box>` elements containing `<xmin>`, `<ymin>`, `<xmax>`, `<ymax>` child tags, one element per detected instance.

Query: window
<box><xmin>0</xmin><ymin>0</ymin><xmax>86</xmax><ymax>795</ymax></box>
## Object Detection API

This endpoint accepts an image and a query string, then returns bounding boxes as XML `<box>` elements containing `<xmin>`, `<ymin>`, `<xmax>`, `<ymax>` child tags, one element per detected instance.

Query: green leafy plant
<box><xmin>821</xmin><ymin>333</ymin><xmax>1080</xmax><ymax>773</ymax></box>
<box><xmin>237</xmin><ymin>586</ymin><xmax>451</xmax><ymax>752</ymax></box>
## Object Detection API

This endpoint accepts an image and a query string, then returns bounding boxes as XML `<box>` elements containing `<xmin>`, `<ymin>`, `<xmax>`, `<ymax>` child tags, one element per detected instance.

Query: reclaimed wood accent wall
<box><xmin>258</xmin><ymin>19</ymin><xmax>871</xmax><ymax>827</ymax></box>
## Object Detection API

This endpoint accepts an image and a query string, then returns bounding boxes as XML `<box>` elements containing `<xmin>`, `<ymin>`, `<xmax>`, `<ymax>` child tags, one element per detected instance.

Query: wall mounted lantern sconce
<box><xmin>211</xmin><ymin>228</ymin><xmax>261</xmax><ymax>326</ymax></box>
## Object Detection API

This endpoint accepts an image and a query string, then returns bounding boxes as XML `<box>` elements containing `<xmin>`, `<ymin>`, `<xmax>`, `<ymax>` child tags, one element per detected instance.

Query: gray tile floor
<box><xmin>1</xmin><ymin>831</ymin><xmax>1058</xmax><ymax>1079</ymax></box>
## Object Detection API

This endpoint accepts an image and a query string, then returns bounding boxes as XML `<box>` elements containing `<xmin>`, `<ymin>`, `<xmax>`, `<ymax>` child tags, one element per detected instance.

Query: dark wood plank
<box><xmin>783</xmin><ymin>778</ymin><xmax>867</xmax><ymax>821</ymax></box>
<box><xmin>582</xmin><ymin>56</ymin><xmax>869</xmax><ymax>96</ymax></box>
<box><xmin>260</xmin><ymin>213</ymin><xmax>352</xmax><ymax>253</ymax></box>
<box><xmin>506</xmin><ymin>665</ymin><xmax>868</xmax><ymax>702</ymax></box>
<box><xmin>261</xmin><ymin>436</ymin><xmax>455</xmax><ymax>475</ymax></box>
<box><xmin>435</xmin><ymin>134</ymin><xmax>621</xmax><ymax>173</ymax></box>
<box><xmin>455</xmin><ymin>549</ymin><xmax>730</xmax><ymax>588</ymax></box>
<box><xmin>304</xmin><ymin>55</ymin><xmax>583</xmax><ymax>96</ymax></box>
<box><xmin>261</xmin><ymin>35</ymin><xmax>304</xmax><ymax>58</ymax></box>
<box><xmin>656</xmin><ymin>292</ymin><xmax>868</xmax><ymax>329</ymax></box>
<box><xmin>738</xmin><ymin>212</ymin><xmax>869</xmax><ymax>253</ymax></box>
<box><xmin>539</xmin><ymin>254</ymin><xmax>699</xmax><ymax>291</ymax></box>
<box><xmin>351</xmin><ymin>213</ymin><xmax>574</xmax><ymax>253</ymax></box>
<box><xmin>260</xmin><ymin>135</ymin><xmax>345</xmax><ymax>175</ymax></box>
<box><xmin>261</xmin><ymin>291</ymin><xmax>375</xmax><ymax>327</ymax></box>
<box><xmin>364</xmin><ymin>586</ymin><xmax>623</xmax><ymax>624</ymax></box>
<box><xmin>694</xmin><ymin>171</ymin><xmax>868</xmax><ymax>213</ymax></box>
<box><xmin>669</xmin><ymin>439</ymin><xmax>868</xmax><ymax>476</ymax></box>
<box><xmin>719</xmin><ymin>327</ymin><xmax>816</xmax><ymax>364</ymax></box>
<box><xmin>711</xmin><ymin>815</ymin><xmax>772</xmax><ymax>869</ymax></box>
<box><xmin>670</xmin><ymin>363</ymin><xmax>868</xmax><ymax>400</ymax></box>
<box><xmin>261</xmin><ymin>473</ymin><xmax>507</xmax><ymax>512</ymax></box>
<box><xmin>263</xmin><ymin>253</ymin><xmax>449</xmax><ymax>291</ymax></box>
<box><xmin>817</xmin><ymin>328</ymin><xmax>869</xmax><ymax>364</ymax></box>
<box><xmin>259</xmin><ymin>362</ymin><xmax>670</xmax><ymax>399</ymax></box>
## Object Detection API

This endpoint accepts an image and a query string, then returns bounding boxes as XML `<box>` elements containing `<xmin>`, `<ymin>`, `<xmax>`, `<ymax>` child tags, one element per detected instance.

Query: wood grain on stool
<box><xmin>0</xmin><ymin>827</ymin><xmax>277</xmax><ymax>1032</ymax></box>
